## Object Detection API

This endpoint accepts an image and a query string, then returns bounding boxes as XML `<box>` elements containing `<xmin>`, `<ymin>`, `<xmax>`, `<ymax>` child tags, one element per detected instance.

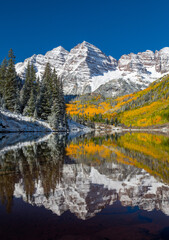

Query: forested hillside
<box><xmin>67</xmin><ymin>75</ymin><xmax>169</xmax><ymax>127</ymax></box>
<box><xmin>0</xmin><ymin>50</ymin><xmax>68</xmax><ymax>131</ymax></box>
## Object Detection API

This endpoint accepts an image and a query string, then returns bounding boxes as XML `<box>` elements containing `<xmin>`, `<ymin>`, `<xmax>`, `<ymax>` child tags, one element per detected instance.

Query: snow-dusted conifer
<box><xmin>14</xmin><ymin>89</ymin><xmax>21</xmax><ymax>114</ymax></box>
<box><xmin>4</xmin><ymin>49</ymin><xmax>18</xmax><ymax>112</ymax></box>
<box><xmin>48</xmin><ymin>70</ymin><xmax>68</xmax><ymax>131</ymax></box>
<box><xmin>58</xmin><ymin>77</ymin><xmax>68</xmax><ymax>129</ymax></box>
<box><xmin>20</xmin><ymin>62</ymin><xmax>31</xmax><ymax>111</ymax></box>
<box><xmin>20</xmin><ymin>62</ymin><xmax>36</xmax><ymax>113</ymax></box>
<box><xmin>23</xmin><ymin>89</ymin><xmax>36</xmax><ymax>116</ymax></box>
<box><xmin>38</xmin><ymin>84</ymin><xmax>51</xmax><ymax>120</ymax></box>
<box><xmin>0</xmin><ymin>58</ymin><xmax>8</xmax><ymax>104</ymax></box>
<box><xmin>33</xmin><ymin>107</ymin><xmax>38</xmax><ymax>119</ymax></box>
<box><xmin>37</xmin><ymin>63</ymin><xmax>53</xmax><ymax>120</ymax></box>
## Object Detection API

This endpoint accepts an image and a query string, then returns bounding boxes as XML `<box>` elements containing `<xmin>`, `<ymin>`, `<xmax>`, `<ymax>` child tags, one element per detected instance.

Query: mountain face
<box><xmin>59</xmin><ymin>41</ymin><xmax>118</xmax><ymax>95</ymax></box>
<box><xmin>14</xmin><ymin>163</ymin><xmax>169</xmax><ymax>220</ymax></box>
<box><xmin>15</xmin><ymin>42</ymin><xmax>169</xmax><ymax>97</ymax></box>
<box><xmin>16</xmin><ymin>46</ymin><xmax>69</xmax><ymax>80</ymax></box>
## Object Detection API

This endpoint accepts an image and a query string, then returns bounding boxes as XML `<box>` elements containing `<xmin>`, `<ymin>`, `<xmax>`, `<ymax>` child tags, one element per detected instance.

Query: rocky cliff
<box><xmin>16</xmin><ymin>42</ymin><xmax>169</xmax><ymax>97</ymax></box>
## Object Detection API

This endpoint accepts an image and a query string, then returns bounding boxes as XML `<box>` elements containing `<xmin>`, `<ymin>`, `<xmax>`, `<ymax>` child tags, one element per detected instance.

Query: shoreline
<box><xmin>94</xmin><ymin>122</ymin><xmax>169</xmax><ymax>135</ymax></box>
<box><xmin>122</xmin><ymin>128</ymin><xmax>169</xmax><ymax>133</ymax></box>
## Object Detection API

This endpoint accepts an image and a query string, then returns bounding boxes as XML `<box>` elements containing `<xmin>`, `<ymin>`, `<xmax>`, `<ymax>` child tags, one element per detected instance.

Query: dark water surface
<box><xmin>0</xmin><ymin>132</ymin><xmax>169</xmax><ymax>240</ymax></box>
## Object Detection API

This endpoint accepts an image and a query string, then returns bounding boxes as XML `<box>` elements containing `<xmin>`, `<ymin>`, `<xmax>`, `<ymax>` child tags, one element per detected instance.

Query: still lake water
<box><xmin>0</xmin><ymin>132</ymin><xmax>169</xmax><ymax>240</ymax></box>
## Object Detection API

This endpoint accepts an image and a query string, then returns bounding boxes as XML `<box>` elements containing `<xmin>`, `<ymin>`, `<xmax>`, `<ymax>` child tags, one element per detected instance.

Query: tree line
<box><xmin>0</xmin><ymin>49</ymin><xmax>68</xmax><ymax>131</ymax></box>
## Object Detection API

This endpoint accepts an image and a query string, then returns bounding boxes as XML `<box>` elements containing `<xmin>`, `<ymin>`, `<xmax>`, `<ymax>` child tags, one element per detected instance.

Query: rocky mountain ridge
<box><xmin>14</xmin><ymin>162</ymin><xmax>169</xmax><ymax>220</ymax></box>
<box><xmin>16</xmin><ymin>46</ymin><xmax>69</xmax><ymax>80</ymax></box>
<box><xmin>16</xmin><ymin>42</ymin><xmax>169</xmax><ymax>97</ymax></box>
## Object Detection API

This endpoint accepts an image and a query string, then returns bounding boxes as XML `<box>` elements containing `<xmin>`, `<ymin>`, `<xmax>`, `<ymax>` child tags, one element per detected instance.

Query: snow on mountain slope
<box><xmin>16</xmin><ymin>46</ymin><xmax>68</xmax><ymax>79</ymax></box>
<box><xmin>59</xmin><ymin>41</ymin><xmax>117</xmax><ymax>95</ymax></box>
<box><xmin>91</xmin><ymin>66</ymin><xmax>164</xmax><ymax>97</ymax></box>
<box><xmin>155</xmin><ymin>47</ymin><xmax>169</xmax><ymax>73</ymax></box>
<box><xmin>15</xmin><ymin>42</ymin><xmax>169</xmax><ymax>97</ymax></box>
<box><xmin>14</xmin><ymin>162</ymin><xmax>169</xmax><ymax>220</ymax></box>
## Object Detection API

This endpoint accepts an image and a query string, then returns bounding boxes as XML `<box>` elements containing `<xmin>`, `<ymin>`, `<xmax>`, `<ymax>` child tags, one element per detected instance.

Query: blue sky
<box><xmin>1</xmin><ymin>0</ymin><xmax>169</xmax><ymax>63</ymax></box>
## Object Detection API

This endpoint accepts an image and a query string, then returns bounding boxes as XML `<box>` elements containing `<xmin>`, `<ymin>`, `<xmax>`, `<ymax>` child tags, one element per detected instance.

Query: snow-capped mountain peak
<box><xmin>45</xmin><ymin>46</ymin><xmax>68</xmax><ymax>59</ymax></box>
<box><xmin>158</xmin><ymin>47</ymin><xmax>169</xmax><ymax>54</ymax></box>
<box><xmin>15</xmin><ymin>42</ymin><xmax>169</xmax><ymax>97</ymax></box>
<box><xmin>16</xmin><ymin>46</ymin><xmax>69</xmax><ymax>79</ymax></box>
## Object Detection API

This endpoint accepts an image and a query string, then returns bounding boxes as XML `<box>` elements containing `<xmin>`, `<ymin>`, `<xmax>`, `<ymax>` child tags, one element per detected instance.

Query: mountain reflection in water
<box><xmin>0</xmin><ymin>132</ymin><xmax>169</xmax><ymax>239</ymax></box>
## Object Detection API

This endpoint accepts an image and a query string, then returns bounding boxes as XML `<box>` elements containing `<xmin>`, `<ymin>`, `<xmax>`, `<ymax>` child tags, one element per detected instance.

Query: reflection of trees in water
<box><xmin>66</xmin><ymin>133</ymin><xmax>169</xmax><ymax>184</ymax></box>
<box><xmin>116</xmin><ymin>133</ymin><xmax>169</xmax><ymax>184</ymax></box>
<box><xmin>0</xmin><ymin>174</ymin><xmax>19</xmax><ymax>213</ymax></box>
<box><xmin>1</xmin><ymin>132</ymin><xmax>169</xmax><ymax>214</ymax></box>
<box><xmin>0</xmin><ymin>134</ymin><xmax>67</xmax><ymax>212</ymax></box>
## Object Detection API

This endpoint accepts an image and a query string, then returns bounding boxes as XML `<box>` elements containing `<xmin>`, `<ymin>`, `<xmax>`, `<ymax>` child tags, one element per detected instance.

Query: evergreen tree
<box><xmin>23</xmin><ymin>89</ymin><xmax>36</xmax><ymax>116</ymax></box>
<box><xmin>38</xmin><ymin>84</ymin><xmax>51</xmax><ymax>120</ymax></box>
<box><xmin>20</xmin><ymin>62</ymin><xmax>37</xmax><ymax>114</ymax></box>
<box><xmin>43</xmin><ymin>63</ymin><xmax>52</xmax><ymax>83</ymax></box>
<box><xmin>0</xmin><ymin>58</ymin><xmax>8</xmax><ymax>103</ymax></box>
<box><xmin>0</xmin><ymin>52</ymin><xmax>68</xmax><ymax>131</ymax></box>
<box><xmin>47</xmin><ymin>69</ymin><xmax>60</xmax><ymax>129</ymax></box>
<box><xmin>14</xmin><ymin>88</ymin><xmax>21</xmax><ymax>114</ymax></box>
<box><xmin>51</xmin><ymin>69</ymin><xmax>59</xmax><ymax>102</ymax></box>
<box><xmin>48</xmin><ymin>70</ymin><xmax>68</xmax><ymax>130</ymax></box>
<box><xmin>20</xmin><ymin>62</ymin><xmax>31</xmax><ymax>111</ymax></box>
<box><xmin>43</xmin><ymin>62</ymin><xmax>53</xmax><ymax>107</ymax></box>
<box><xmin>48</xmin><ymin>100</ymin><xmax>60</xmax><ymax>130</ymax></box>
<box><xmin>58</xmin><ymin>78</ymin><xmax>67</xmax><ymax>128</ymax></box>
<box><xmin>36</xmin><ymin>76</ymin><xmax>41</xmax><ymax>93</ymax></box>
<box><xmin>4</xmin><ymin>49</ymin><xmax>18</xmax><ymax>112</ymax></box>
<box><xmin>37</xmin><ymin>63</ymin><xmax>53</xmax><ymax>119</ymax></box>
<box><xmin>30</xmin><ymin>63</ymin><xmax>36</xmax><ymax>84</ymax></box>
<box><xmin>33</xmin><ymin>107</ymin><xmax>38</xmax><ymax>119</ymax></box>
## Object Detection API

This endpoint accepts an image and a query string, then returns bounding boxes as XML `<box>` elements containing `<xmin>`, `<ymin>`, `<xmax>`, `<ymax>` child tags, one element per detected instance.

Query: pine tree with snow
<box><xmin>47</xmin><ymin>69</ymin><xmax>60</xmax><ymax>129</ymax></box>
<box><xmin>48</xmin><ymin>101</ymin><xmax>60</xmax><ymax>130</ymax></box>
<box><xmin>14</xmin><ymin>88</ymin><xmax>21</xmax><ymax>114</ymax></box>
<box><xmin>0</xmin><ymin>58</ymin><xmax>8</xmax><ymax>104</ymax></box>
<box><xmin>33</xmin><ymin>107</ymin><xmax>38</xmax><ymax>119</ymax></box>
<box><xmin>36</xmin><ymin>76</ymin><xmax>41</xmax><ymax>93</ymax></box>
<box><xmin>43</xmin><ymin>62</ymin><xmax>53</xmax><ymax>106</ymax></box>
<box><xmin>51</xmin><ymin>69</ymin><xmax>59</xmax><ymax>102</ymax></box>
<box><xmin>37</xmin><ymin>63</ymin><xmax>53</xmax><ymax>120</ymax></box>
<box><xmin>57</xmin><ymin>77</ymin><xmax>68</xmax><ymax>129</ymax></box>
<box><xmin>4</xmin><ymin>49</ymin><xmax>18</xmax><ymax>112</ymax></box>
<box><xmin>23</xmin><ymin>89</ymin><xmax>36</xmax><ymax>116</ymax></box>
<box><xmin>48</xmin><ymin>70</ymin><xmax>68</xmax><ymax>131</ymax></box>
<box><xmin>20</xmin><ymin>62</ymin><xmax>33</xmax><ymax>112</ymax></box>
<box><xmin>42</xmin><ymin>63</ymin><xmax>52</xmax><ymax>91</ymax></box>
<box><xmin>38</xmin><ymin>83</ymin><xmax>51</xmax><ymax>120</ymax></box>
<box><xmin>20</xmin><ymin>62</ymin><xmax>37</xmax><ymax>114</ymax></box>
<box><xmin>30</xmin><ymin>63</ymin><xmax>36</xmax><ymax>84</ymax></box>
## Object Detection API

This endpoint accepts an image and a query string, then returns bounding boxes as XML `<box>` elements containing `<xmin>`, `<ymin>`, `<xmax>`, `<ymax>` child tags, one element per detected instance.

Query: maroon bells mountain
<box><xmin>16</xmin><ymin>41</ymin><xmax>169</xmax><ymax>97</ymax></box>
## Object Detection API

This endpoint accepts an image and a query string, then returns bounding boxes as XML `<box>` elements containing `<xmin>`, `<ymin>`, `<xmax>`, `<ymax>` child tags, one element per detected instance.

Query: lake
<box><xmin>0</xmin><ymin>131</ymin><xmax>169</xmax><ymax>240</ymax></box>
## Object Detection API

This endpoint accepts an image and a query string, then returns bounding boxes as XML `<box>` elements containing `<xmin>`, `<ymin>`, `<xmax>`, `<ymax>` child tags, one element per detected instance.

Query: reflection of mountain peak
<box><xmin>14</xmin><ymin>163</ymin><xmax>169</xmax><ymax>220</ymax></box>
